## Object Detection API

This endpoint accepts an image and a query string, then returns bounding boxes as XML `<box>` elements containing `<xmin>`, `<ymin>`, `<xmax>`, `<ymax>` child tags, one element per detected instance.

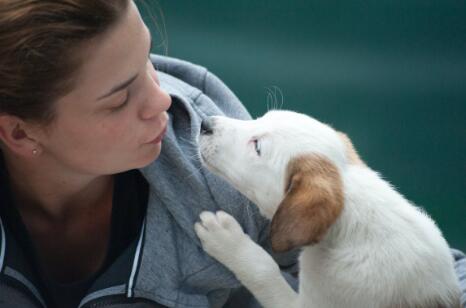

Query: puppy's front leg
<box><xmin>195</xmin><ymin>211</ymin><xmax>299</xmax><ymax>308</ymax></box>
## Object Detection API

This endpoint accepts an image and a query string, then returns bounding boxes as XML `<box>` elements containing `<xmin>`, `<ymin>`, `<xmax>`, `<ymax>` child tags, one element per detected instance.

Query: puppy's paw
<box><xmin>194</xmin><ymin>211</ymin><xmax>248</xmax><ymax>265</ymax></box>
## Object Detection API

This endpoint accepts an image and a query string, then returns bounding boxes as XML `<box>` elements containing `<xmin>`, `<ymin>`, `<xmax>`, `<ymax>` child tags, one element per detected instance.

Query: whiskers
<box><xmin>265</xmin><ymin>85</ymin><xmax>285</xmax><ymax>111</ymax></box>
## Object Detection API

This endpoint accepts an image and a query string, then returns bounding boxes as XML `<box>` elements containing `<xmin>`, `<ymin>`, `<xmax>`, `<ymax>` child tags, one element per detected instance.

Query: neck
<box><xmin>2</xmin><ymin>149</ymin><xmax>114</xmax><ymax>222</ymax></box>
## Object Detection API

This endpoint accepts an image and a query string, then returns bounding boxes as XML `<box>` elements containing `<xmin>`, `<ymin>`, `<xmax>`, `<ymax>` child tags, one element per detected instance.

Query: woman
<box><xmin>0</xmin><ymin>1</ymin><xmax>464</xmax><ymax>308</ymax></box>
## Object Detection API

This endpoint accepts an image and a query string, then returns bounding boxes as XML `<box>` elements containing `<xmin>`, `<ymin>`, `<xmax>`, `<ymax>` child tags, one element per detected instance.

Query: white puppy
<box><xmin>194</xmin><ymin>110</ymin><xmax>461</xmax><ymax>308</ymax></box>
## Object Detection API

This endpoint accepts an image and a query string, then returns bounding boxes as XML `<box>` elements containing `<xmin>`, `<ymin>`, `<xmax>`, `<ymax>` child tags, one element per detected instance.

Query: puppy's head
<box><xmin>199</xmin><ymin>110</ymin><xmax>360</xmax><ymax>252</ymax></box>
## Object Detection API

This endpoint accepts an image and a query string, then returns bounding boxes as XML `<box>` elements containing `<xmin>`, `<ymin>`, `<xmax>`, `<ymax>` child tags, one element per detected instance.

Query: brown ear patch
<box><xmin>270</xmin><ymin>154</ymin><xmax>344</xmax><ymax>252</ymax></box>
<box><xmin>337</xmin><ymin>132</ymin><xmax>366</xmax><ymax>166</ymax></box>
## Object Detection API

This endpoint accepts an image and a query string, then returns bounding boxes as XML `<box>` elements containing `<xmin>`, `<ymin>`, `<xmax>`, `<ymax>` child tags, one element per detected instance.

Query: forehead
<box><xmin>66</xmin><ymin>2</ymin><xmax>149</xmax><ymax>100</ymax></box>
<box><xmin>260</xmin><ymin>110</ymin><xmax>319</xmax><ymax>131</ymax></box>
<box><xmin>257</xmin><ymin>111</ymin><xmax>340</xmax><ymax>152</ymax></box>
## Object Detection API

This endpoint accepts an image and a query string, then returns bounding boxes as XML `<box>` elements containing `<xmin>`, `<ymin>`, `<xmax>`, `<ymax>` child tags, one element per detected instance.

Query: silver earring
<box><xmin>32</xmin><ymin>149</ymin><xmax>38</xmax><ymax>155</ymax></box>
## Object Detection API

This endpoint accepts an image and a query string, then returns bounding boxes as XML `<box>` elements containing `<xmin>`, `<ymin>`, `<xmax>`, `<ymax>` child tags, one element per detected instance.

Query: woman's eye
<box><xmin>112</xmin><ymin>92</ymin><xmax>130</xmax><ymax>111</ymax></box>
<box><xmin>254</xmin><ymin>139</ymin><xmax>261</xmax><ymax>156</ymax></box>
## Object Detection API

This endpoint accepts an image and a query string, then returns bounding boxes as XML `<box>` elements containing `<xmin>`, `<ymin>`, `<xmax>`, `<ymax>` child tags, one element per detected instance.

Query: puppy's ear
<box><xmin>270</xmin><ymin>155</ymin><xmax>344</xmax><ymax>252</ymax></box>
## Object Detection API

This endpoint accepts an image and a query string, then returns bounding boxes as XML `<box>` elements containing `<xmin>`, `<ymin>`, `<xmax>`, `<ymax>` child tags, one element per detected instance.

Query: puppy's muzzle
<box><xmin>201</xmin><ymin>117</ymin><xmax>215</xmax><ymax>135</ymax></box>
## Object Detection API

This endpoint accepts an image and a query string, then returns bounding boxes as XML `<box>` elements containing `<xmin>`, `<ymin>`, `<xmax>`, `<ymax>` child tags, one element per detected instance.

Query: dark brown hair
<box><xmin>0</xmin><ymin>0</ymin><xmax>130</xmax><ymax>124</ymax></box>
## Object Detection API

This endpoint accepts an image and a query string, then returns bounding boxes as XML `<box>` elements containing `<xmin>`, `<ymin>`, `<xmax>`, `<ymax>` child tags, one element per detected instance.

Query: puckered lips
<box><xmin>145</xmin><ymin>125</ymin><xmax>167</xmax><ymax>144</ymax></box>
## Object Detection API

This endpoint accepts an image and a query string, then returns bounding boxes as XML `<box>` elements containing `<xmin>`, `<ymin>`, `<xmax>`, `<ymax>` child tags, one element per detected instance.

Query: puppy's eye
<box><xmin>253</xmin><ymin>139</ymin><xmax>261</xmax><ymax>156</ymax></box>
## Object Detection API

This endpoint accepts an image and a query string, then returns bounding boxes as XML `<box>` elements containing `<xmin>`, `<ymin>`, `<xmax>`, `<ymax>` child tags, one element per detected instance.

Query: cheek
<box><xmin>59</xmin><ymin>116</ymin><xmax>137</xmax><ymax>153</ymax></box>
<box><xmin>97</xmin><ymin>117</ymin><xmax>143</xmax><ymax>150</ymax></box>
<box><xmin>97</xmin><ymin>119</ymin><xmax>125</xmax><ymax>138</ymax></box>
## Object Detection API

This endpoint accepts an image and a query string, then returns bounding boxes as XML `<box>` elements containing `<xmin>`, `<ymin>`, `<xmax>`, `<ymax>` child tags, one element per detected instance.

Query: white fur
<box><xmin>195</xmin><ymin>110</ymin><xmax>460</xmax><ymax>308</ymax></box>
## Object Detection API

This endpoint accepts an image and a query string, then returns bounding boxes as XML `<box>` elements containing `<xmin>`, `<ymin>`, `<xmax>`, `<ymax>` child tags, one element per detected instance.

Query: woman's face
<box><xmin>35</xmin><ymin>1</ymin><xmax>171</xmax><ymax>176</ymax></box>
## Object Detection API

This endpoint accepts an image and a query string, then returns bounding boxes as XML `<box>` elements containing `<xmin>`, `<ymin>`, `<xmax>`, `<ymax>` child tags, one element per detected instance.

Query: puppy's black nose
<box><xmin>200</xmin><ymin>117</ymin><xmax>214</xmax><ymax>135</ymax></box>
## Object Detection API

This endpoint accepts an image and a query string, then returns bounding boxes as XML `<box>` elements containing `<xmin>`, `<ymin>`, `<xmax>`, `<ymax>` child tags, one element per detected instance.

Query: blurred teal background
<box><xmin>138</xmin><ymin>1</ymin><xmax>466</xmax><ymax>251</ymax></box>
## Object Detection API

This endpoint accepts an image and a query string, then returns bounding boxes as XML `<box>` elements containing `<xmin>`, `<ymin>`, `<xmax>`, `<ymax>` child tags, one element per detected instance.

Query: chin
<box><xmin>137</xmin><ymin>143</ymin><xmax>163</xmax><ymax>168</ymax></box>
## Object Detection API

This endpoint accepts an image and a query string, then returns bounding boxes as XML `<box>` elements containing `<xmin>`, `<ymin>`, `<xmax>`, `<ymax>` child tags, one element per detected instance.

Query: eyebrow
<box><xmin>97</xmin><ymin>33</ymin><xmax>153</xmax><ymax>101</ymax></box>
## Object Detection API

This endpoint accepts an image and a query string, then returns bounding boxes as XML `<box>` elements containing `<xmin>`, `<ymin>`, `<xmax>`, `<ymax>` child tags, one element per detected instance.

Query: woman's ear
<box><xmin>0</xmin><ymin>114</ymin><xmax>42</xmax><ymax>157</ymax></box>
<box><xmin>270</xmin><ymin>154</ymin><xmax>344</xmax><ymax>253</ymax></box>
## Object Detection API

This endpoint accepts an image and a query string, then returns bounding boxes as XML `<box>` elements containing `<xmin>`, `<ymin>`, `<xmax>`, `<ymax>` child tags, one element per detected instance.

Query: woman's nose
<box><xmin>139</xmin><ymin>73</ymin><xmax>172</xmax><ymax>120</ymax></box>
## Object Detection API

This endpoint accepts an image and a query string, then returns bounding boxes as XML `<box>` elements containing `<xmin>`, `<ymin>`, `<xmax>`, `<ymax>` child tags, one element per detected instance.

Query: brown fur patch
<box><xmin>337</xmin><ymin>132</ymin><xmax>366</xmax><ymax>166</ymax></box>
<box><xmin>270</xmin><ymin>154</ymin><xmax>344</xmax><ymax>252</ymax></box>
